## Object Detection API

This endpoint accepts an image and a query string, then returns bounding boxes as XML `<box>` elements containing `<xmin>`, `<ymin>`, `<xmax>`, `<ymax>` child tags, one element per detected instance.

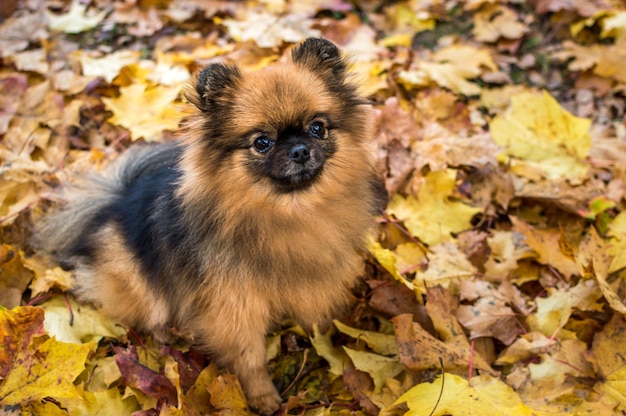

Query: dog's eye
<box><xmin>308</xmin><ymin>121</ymin><xmax>325</xmax><ymax>139</ymax></box>
<box><xmin>253</xmin><ymin>136</ymin><xmax>274</xmax><ymax>153</ymax></box>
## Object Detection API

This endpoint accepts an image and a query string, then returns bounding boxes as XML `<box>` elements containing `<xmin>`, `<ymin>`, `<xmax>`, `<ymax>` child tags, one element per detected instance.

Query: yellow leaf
<box><xmin>24</xmin><ymin>256</ymin><xmax>75</xmax><ymax>296</ymax></box>
<box><xmin>222</xmin><ymin>11</ymin><xmax>320</xmax><ymax>49</ymax></box>
<box><xmin>73</xmin><ymin>50</ymin><xmax>142</xmax><ymax>84</ymax></box>
<box><xmin>416</xmin><ymin>242</ymin><xmax>477</xmax><ymax>290</ymax></box>
<box><xmin>207</xmin><ymin>374</ymin><xmax>253</xmax><ymax>415</ymax></box>
<box><xmin>310</xmin><ymin>325</ymin><xmax>350</xmax><ymax>378</ymax></box>
<box><xmin>40</xmin><ymin>295</ymin><xmax>127</xmax><ymax>344</ymax></box>
<box><xmin>395</xmin><ymin>374</ymin><xmax>534</xmax><ymax>415</ymax></box>
<box><xmin>432</xmin><ymin>45</ymin><xmax>498</xmax><ymax>76</ymax></box>
<box><xmin>342</xmin><ymin>347</ymin><xmax>403</xmax><ymax>394</ymax></box>
<box><xmin>47</xmin><ymin>2</ymin><xmax>106</xmax><ymax>34</ymax></box>
<box><xmin>601</xmin><ymin>11</ymin><xmax>626</xmax><ymax>39</ymax></box>
<box><xmin>0</xmin><ymin>306</ymin><xmax>95</xmax><ymax>409</ymax></box>
<box><xmin>73</xmin><ymin>386</ymin><xmax>140</xmax><ymax>415</ymax></box>
<box><xmin>472</xmin><ymin>4</ymin><xmax>528</xmax><ymax>42</ymax></box>
<box><xmin>608</xmin><ymin>211</ymin><xmax>626</xmax><ymax>272</ymax></box>
<box><xmin>367</xmin><ymin>239</ymin><xmax>413</xmax><ymax>289</ymax></box>
<box><xmin>588</xmin><ymin>315</ymin><xmax>626</xmax><ymax>412</ymax></box>
<box><xmin>399</xmin><ymin>63</ymin><xmax>482</xmax><ymax>96</ymax></box>
<box><xmin>527</xmin><ymin>279</ymin><xmax>602</xmax><ymax>337</ymax></box>
<box><xmin>0</xmin><ymin>245</ymin><xmax>33</xmax><ymax>309</ymax></box>
<box><xmin>102</xmin><ymin>83</ymin><xmax>184</xmax><ymax>141</ymax></box>
<box><xmin>511</xmin><ymin>217</ymin><xmax>579</xmax><ymax>278</ymax></box>
<box><xmin>387</xmin><ymin>170</ymin><xmax>481</xmax><ymax>246</ymax></box>
<box><xmin>490</xmin><ymin>90</ymin><xmax>591</xmax><ymax>181</ymax></box>
<box><xmin>333</xmin><ymin>320</ymin><xmax>398</xmax><ymax>356</ymax></box>
<box><xmin>398</xmin><ymin>45</ymin><xmax>496</xmax><ymax>96</ymax></box>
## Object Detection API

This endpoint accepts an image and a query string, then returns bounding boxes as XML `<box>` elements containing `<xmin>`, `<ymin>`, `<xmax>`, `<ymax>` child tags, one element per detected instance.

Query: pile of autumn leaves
<box><xmin>2</xmin><ymin>0</ymin><xmax>626</xmax><ymax>415</ymax></box>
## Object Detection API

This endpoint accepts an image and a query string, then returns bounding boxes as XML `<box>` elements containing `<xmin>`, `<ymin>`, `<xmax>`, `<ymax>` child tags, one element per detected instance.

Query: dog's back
<box><xmin>37</xmin><ymin>142</ymin><xmax>181</xmax><ymax>262</ymax></box>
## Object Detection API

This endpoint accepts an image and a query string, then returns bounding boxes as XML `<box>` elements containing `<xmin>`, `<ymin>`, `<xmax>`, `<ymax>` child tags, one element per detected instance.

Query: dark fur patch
<box><xmin>41</xmin><ymin>38</ymin><xmax>384</xmax><ymax>416</ymax></box>
<box><xmin>195</xmin><ymin>63</ymin><xmax>242</xmax><ymax>111</ymax></box>
<box><xmin>68</xmin><ymin>144</ymin><xmax>216</xmax><ymax>294</ymax></box>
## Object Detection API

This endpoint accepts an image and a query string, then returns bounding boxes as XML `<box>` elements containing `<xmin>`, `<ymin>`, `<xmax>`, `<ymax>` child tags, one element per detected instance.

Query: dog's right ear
<box><xmin>192</xmin><ymin>63</ymin><xmax>242</xmax><ymax>111</ymax></box>
<box><xmin>291</xmin><ymin>38</ymin><xmax>347</xmax><ymax>80</ymax></box>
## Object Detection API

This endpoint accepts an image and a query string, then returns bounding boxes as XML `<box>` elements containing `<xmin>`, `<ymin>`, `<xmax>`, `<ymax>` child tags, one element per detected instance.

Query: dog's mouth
<box><xmin>270</xmin><ymin>163</ymin><xmax>323</xmax><ymax>192</ymax></box>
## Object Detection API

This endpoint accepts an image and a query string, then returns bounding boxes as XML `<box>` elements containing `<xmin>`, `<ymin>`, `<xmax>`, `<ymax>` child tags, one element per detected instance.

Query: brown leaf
<box><xmin>367</xmin><ymin>280</ymin><xmax>436</xmax><ymax>336</ymax></box>
<box><xmin>0</xmin><ymin>245</ymin><xmax>34</xmax><ymax>308</ymax></box>
<box><xmin>114</xmin><ymin>345</ymin><xmax>178</xmax><ymax>407</ymax></box>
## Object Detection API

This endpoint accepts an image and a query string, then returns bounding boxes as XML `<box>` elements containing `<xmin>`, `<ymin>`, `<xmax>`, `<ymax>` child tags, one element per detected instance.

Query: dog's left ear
<box><xmin>191</xmin><ymin>63</ymin><xmax>242</xmax><ymax>112</ymax></box>
<box><xmin>291</xmin><ymin>38</ymin><xmax>348</xmax><ymax>79</ymax></box>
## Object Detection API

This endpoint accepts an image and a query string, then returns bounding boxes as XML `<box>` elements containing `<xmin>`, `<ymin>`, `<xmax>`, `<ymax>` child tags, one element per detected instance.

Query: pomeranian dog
<box><xmin>39</xmin><ymin>38</ymin><xmax>385</xmax><ymax>414</ymax></box>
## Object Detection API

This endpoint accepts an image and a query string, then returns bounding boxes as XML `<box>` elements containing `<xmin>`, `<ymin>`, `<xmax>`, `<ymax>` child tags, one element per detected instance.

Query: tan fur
<box><xmin>72</xmin><ymin>224</ymin><xmax>175</xmax><ymax>342</ymax></box>
<box><xmin>40</xmin><ymin>39</ymin><xmax>383</xmax><ymax>415</ymax></box>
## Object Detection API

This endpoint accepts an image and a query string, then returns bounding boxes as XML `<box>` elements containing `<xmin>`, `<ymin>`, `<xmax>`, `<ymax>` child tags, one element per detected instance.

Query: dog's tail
<box><xmin>36</xmin><ymin>142</ymin><xmax>181</xmax><ymax>260</ymax></box>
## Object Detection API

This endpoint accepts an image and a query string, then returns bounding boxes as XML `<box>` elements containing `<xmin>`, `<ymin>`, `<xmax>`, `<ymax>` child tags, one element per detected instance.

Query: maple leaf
<box><xmin>47</xmin><ymin>2</ymin><xmax>106</xmax><ymax>34</ymax></box>
<box><xmin>367</xmin><ymin>240</ymin><xmax>415</xmax><ymax>290</ymax></box>
<box><xmin>334</xmin><ymin>320</ymin><xmax>398</xmax><ymax>356</ymax></box>
<box><xmin>607</xmin><ymin>211</ymin><xmax>626</xmax><ymax>273</ymax></box>
<box><xmin>0</xmin><ymin>245</ymin><xmax>33</xmax><ymax>308</ymax></box>
<box><xmin>558</xmin><ymin>37</ymin><xmax>626</xmax><ymax>83</ymax></box>
<box><xmin>511</xmin><ymin>217</ymin><xmax>580</xmax><ymax>278</ymax></box>
<box><xmin>0</xmin><ymin>306</ymin><xmax>95</xmax><ymax>412</ymax></box>
<box><xmin>387</xmin><ymin>169</ymin><xmax>482</xmax><ymax>246</ymax></box>
<box><xmin>490</xmin><ymin>90</ymin><xmax>591</xmax><ymax>181</ymax></box>
<box><xmin>588</xmin><ymin>314</ymin><xmax>626</xmax><ymax>412</ymax></box>
<box><xmin>222</xmin><ymin>10</ymin><xmax>320</xmax><ymax>48</ymax></box>
<box><xmin>342</xmin><ymin>347</ymin><xmax>403</xmax><ymax>394</ymax></box>
<box><xmin>102</xmin><ymin>83</ymin><xmax>184</xmax><ymax>141</ymax></box>
<box><xmin>395</xmin><ymin>373</ymin><xmax>535</xmax><ymax>416</ymax></box>
<box><xmin>72</xmin><ymin>50</ymin><xmax>142</xmax><ymax>84</ymax></box>
<box><xmin>416</xmin><ymin>242</ymin><xmax>478</xmax><ymax>291</ymax></box>
<box><xmin>40</xmin><ymin>295</ymin><xmax>127</xmax><ymax>344</ymax></box>
<box><xmin>23</xmin><ymin>255</ymin><xmax>74</xmax><ymax>297</ymax></box>
<box><xmin>114</xmin><ymin>345</ymin><xmax>178</xmax><ymax>406</ymax></box>
<box><xmin>392</xmin><ymin>313</ymin><xmax>490</xmax><ymax>374</ymax></box>
<box><xmin>398</xmin><ymin>45</ymin><xmax>497</xmax><ymax>95</ymax></box>
<box><xmin>207</xmin><ymin>374</ymin><xmax>252</xmax><ymax>415</ymax></box>
<box><xmin>310</xmin><ymin>325</ymin><xmax>350</xmax><ymax>378</ymax></box>
<box><xmin>472</xmin><ymin>4</ymin><xmax>528</xmax><ymax>42</ymax></box>
<box><xmin>457</xmin><ymin>280</ymin><xmax>521</xmax><ymax>345</ymax></box>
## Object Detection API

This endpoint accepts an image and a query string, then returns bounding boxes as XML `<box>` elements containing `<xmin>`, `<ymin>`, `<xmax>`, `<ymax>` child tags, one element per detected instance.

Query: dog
<box><xmin>38</xmin><ymin>37</ymin><xmax>385</xmax><ymax>414</ymax></box>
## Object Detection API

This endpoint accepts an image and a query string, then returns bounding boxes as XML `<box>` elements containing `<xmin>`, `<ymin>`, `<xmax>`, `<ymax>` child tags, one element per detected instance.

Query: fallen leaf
<box><xmin>490</xmin><ymin>90</ymin><xmax>591</xmax><ymax>181</ymax></box>
<box><xmin>457</xmin><ymin>281</ymin><xmax>521</xmax><ymax>345</ymax></box>
<box><xmin>73</xmin><ymin>50</ymin><xmax>142</xmax><ymax>84</ymax></box>
<box><xmin>40</xmin><ymin>295</ymin><xmax>127</xmax><ymax>344</ymax></box>
<box><xmin>207</xmin><ymin>374</ymin><xmax>252</xmax><ymax>414</ymax></box>
<box><xmin>334</xmin><ymin>320</ymin><xmax>398</xmax><ymax>356</ymax></box>
<box><xmin>588</xmin><ymin>314</ymin><xmax>626</xmax><ymax>412</ymax></box>
<box><xmin>387</xmin><ymin>170</ymin><xmax>482</xmax><ymax>246</ymax></box>
<box><xmin>47</xmin><ymin>2</ymin><xmax>106</xmax><ymax>34</ymax></box>
<box><xmin>473</xmin><ymin>4</ymin><xmax>528</xmax><ymax>42</ymax></box>
<box><xmin>102</xmin><ymin>83</ymin><xmax>184</xmax><ymax>141</ymax></box>
<box><xmin>342</xmin><ymin>347</ymin><xmax>403</xmax><ymax>394</ymax></box>
<box><xmin>223</xmin><ymin>10</ymin><xmax>320</xmax><ymax>48</ymax></box>
<box><xmin>395</xmin><ymin>373</ymin><xmax>535</xmax><ymax>416</ymax></box>
<box><xmin>415</xmin><ymin>242</ymin><xmax>478</xmax><ymax>291</ymax></box>
<box><xmin>0</xmin><ymin>245</ymin><xmax>33</xmax><ymax>308</ymax></box>
<box><xmin>310</xmin><ymin>325</ymin><xmax>350</xmax><ymax>377</ymax></box>
<box><xmin>114</xmin><ymin>345</ymin><xmax>178</xmax><ymax>407</ymax></box>
<box><xmin>0</xmin><ymin>306</ymin><xmax>95</xmax><ymax>411</ymax></box>
<box><xmin>511</xmin><ymin>217</ymin><xmax>580</xmax><ymax>278</ymax></box>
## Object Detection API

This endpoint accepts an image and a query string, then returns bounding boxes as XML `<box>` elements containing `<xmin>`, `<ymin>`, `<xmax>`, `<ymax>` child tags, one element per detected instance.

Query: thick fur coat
<box><xmin>39</xmin><ymin>38</ymin><xmax>385</xmax><ymax>414</ymax></box>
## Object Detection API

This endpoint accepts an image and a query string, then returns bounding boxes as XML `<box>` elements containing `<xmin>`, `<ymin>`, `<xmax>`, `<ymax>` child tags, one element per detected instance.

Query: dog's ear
<box><xmin>291</xmin><ymin>38</ymin><xmax>348</xmax><ymax>79</ymax></box>
<box><xmin>193</xmin><ymin>63</ymin><xmax>242</xmax><ymax>111</ymax></box>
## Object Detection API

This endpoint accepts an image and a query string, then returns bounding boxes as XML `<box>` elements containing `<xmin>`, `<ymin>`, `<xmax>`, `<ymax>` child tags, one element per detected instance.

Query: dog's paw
<box><xmin>248</xmin><ymin>385</ymin><xmax>282</xmax><ymax>415</ymax></box>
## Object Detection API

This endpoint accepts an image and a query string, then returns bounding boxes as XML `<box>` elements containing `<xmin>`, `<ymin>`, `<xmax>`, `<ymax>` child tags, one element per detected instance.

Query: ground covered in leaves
<box><xmin>1</xmin><ymin>0</ymin><xmax>626</xmax><ymax>415</ymax></box>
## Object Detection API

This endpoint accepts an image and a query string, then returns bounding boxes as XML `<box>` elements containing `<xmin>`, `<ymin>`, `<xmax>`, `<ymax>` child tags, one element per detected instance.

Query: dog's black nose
<box><xmin>289</xmin><ymin>144</ymin><xmax>310</xmax><ymax>164</ymax></box>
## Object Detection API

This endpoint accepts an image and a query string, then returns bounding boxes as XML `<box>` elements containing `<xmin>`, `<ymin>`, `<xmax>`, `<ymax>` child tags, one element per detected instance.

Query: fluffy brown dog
<box><xmin>39</xmin><ymin>38</ymin><xmax>385</xmax><ymax>414</ymax></box>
